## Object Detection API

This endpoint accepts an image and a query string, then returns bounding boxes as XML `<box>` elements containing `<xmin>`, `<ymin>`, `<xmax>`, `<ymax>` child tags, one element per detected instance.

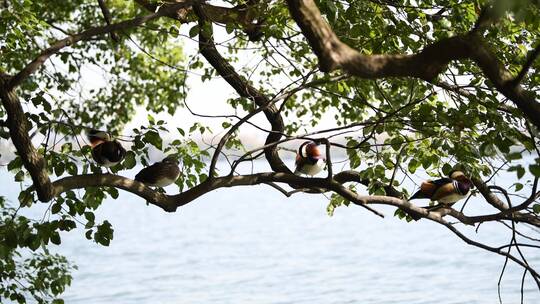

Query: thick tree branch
<box><xmin>53</xmin><ymin>174</ymin><xmax>175</xmax><ymax>211</ymax></box>
<box><xmin>472</xmin><ymin>177</ymin><xmax>509</xmax><ymax>211</ymax></box>
<box><xmin>48</xmin><ymin>167</ymin><xmax>540</xmax><ymax>228</ymax></box>
<box><xmin>33</xmin><ymin>163</ymin><xmax>540</xmax><ymax>277</ymax></box>
<box><xmin>0</xmin><ymin>74</ymin><xmax>54</xmax><ymax>201</ymax></box>
<box><xmin>285</xmin><ymin>0</ymin><xmax>540</xmax><ymax>129</ymax></box>
<box><xmin>193</xmin><ymin>4</ymin><xmax>289</xmax><ymax>174</ymax></box>
<box><xmin>49</xmin><ymin>171</ymin><xmax>429</xmax><ymax>219</ymax></box>
<box><xmin>134</xmin><ymin>0</ymin><xmax>265</xmax><ymax>40</ymax></box>
<box><xmin>0</xmin><ymin>2</ymin><xmax>192</xmax><ymax>202</ymax></box>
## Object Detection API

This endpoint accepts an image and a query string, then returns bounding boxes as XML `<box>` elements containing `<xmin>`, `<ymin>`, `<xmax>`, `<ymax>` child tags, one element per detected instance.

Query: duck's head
<box><xmin>87</xmin><ymin>129</ymin><xmax>111</xmax><ymax>146</ymax></box>
<box><xmin>300</xmin><ymin>141</ymin><xmax>324</xmax><ymax>160</ymax></box>
<box><xmin>450</xmin><ymin>170</ymin><xmax>474</xmax><ymax>187</ymax></box>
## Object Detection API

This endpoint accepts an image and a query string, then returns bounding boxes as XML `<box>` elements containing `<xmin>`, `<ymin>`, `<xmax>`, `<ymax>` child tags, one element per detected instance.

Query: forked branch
<box><xmin>285</xmin><ymin>0</ymin><xmax>540</xmax><ymax>129</ymax></box>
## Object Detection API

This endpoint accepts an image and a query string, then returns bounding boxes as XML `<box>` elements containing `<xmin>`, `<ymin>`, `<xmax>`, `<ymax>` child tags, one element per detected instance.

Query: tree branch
<box><xmin>444</xmin><ymin>222</ymin><xmax>540</xmax><ymax>287</ymax></box>
<box><xmin>0</xmin><ymin>2</ymin><xmax>193</xmax><ymax>202</ymax></box>
<box><xmin>97</xmin><ymin>0</ymin><xmax>120</xmax><ymax>42</ymax></box>
<box><xmin>435</xmin><ymin>80</ymin><xmax>517</xmax><ymax>114</ymax></box>
<box><xmin>49</xmin><ymin>171</ymin><xmax>427</xmax><ymax>219</ymax></box>
<box><xmin>193</xmin><ymin>3</ymin><xmax>289</xmax><ymax>174</ymax></box>
<box><xmin>472</xmin><ymin>177</ymin><xmax>509</xmax><ymax>211</ymax></box>
<box><xmin>285</xmin><ymin>0</ymin><xmax>540</xmax><ymax>129</ymax></box>
<box><xmin>52</xmin><ymin>174</ymin><xmax>175</xmax><ymax>211</ymax></box>
<box><xmin>7</xmin><ymin>2</ymin><xmax>193</xmax><ymax>89</ymax></box>
<box><xmin>0</xmin><ymin>74</ymin><xmax>54</xmax><ymax>201</ymax></box>
<box><xmin>134</xmin><ymin>0</ymin><xmax>265</xmax><ymax>40</ymax></box>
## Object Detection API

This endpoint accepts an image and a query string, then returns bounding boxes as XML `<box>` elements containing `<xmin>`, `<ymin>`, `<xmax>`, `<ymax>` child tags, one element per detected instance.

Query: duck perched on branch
<box><xmin>87</xmin><ymin>129</ymin><xmax>126</xmax><ymax>168</ymax></box>
<box><xmin>409</xmin><ymin>170</ymin><xmax>474</xmax><ymax>219</ymax></box>
<box><xmin>135</xmin><ymin>156</ymin><xmax>181</xmax><ymax>188</ymax></box>
<box><xmin>294</xmin><ymin>141</ymin><xmax>326</xmax><ymax>176</ymax></box>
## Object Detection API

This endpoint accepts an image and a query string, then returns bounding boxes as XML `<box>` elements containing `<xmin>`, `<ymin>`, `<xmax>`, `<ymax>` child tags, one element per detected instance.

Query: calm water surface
<box><xmin>1</xmin><ymin>166</ymin><xmax>539</xmax><ymax>303</ymax></box>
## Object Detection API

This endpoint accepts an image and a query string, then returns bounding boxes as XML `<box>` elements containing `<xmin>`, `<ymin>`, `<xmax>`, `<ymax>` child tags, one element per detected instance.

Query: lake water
<box><xmin>1</xmin><ymin>165</ymin><xmax>539</xmax><ymax>304</ymax></box>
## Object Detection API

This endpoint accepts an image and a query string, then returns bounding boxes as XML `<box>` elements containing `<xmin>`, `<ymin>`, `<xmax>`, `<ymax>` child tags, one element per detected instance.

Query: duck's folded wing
<box><xmin>135</xmin><ymin>165</ymin><xmax>157</xmax><ymax>183</ymax></box>
<box><xmin>430</xmin><ymin>177</ymin><xmax>453</xmax><ymax>186</ymax></box>
<box><xmin>410</xmin><ymin>181</ymin><xmax>438</xmax><ymax>199</ymax></box>
<box><xmin>100</xmin><ymin>141</ymin><xmax>125</xmax><ymax>162</ymax></box>
<box><xmin>135</xmin><ymin>163</ymin><xmax>179</xmax><ymax>184</ymax></box>
<box><xmin>431</xmin><ymin>182</ymin><xmax>457</xmax><ymax>201</ymax></box>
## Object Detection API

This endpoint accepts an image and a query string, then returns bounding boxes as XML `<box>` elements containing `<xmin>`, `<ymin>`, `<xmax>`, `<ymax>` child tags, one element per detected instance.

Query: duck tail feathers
<box><xmin>409</xmin><ymin>190</ymin><xmax>427</xmax><ymax>200</ymax></box>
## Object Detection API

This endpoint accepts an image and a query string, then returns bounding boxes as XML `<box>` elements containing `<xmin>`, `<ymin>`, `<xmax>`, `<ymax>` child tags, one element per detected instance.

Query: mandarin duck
<box><xmin>87</xmin><ymin>129</ymin><xmax>126</xmax><ymax>168</ymax></box>
<box><xmin>294</xmin><ymin>141</ymin><xmax>326</xmax><ymax>176</ymax></box>
<box><xmin>135</xmin><ymin>156</ymin><xmax>181</xmax><ymax>187</ymax></box>
<box><xmin>408</xmin><ymin>170</ymin><xmax>474</xmax><ymax>219</ymax></box>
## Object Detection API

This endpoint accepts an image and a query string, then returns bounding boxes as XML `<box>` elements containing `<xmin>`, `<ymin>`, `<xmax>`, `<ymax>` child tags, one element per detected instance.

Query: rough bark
<box><xmin>0</xmin><ymin>74</ymin><xmax>54</xmax><ymax>201</ymax></box>
<box><xmin>134</xmin><ymin>0</ymin><xmax>264</xmax><ymax>40</ymax></box>
<box><xmin>285</xmin><ymin>0</ymin><xmax>540</xmax><ymax>129</ymax></box>
<box><xmin>193</xmin><ymin>3</ymin><xmax>289</xmax><ymax>174</ymax></box>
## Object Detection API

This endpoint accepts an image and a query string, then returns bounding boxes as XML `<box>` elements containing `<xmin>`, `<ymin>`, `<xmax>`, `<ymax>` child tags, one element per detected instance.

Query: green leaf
<box><xmin>529</xmin><ymin>164</ymin><xmax>540</xmax><ymax>177</ymax></box>
<box><xmin>189</xmin><ymin>25</ymin><xmax>199</xmax><ymax>38</ymax></box>
<box><xmin>421</xmin><ymin>157</ymin><xmax>432</xmax><ymax>170</ymax></box>
<box><xmin>59</xmin><ymin>219</ymin><xmax>76</xmax><ymax>231</ymax></box>
<box><xmin>85</xmin><ymin>230</ymin><xmax>93</xmax><ymax>240</ymax></box>
<box><xmin>50</xmin><ymin>232</ymin><xmax>61</xmax><ymax>245</ymax></box>
<box><xmin>144</xmin><ymin>130</ymin><xmax>163</xmax><ymax>150</ymax></box>
<box><xmin>7</xmin><ymin>157</ymin><xmax>22</xmax><ymax>171</ymax></box>
<box><xmin>94</xmin><ymin>221</ymin><xmax>113</xmax><ymax>246</ymax></box>
<box><xmin>517</xmin><ymin>166</ymin><xmax>526</xmax><ymax>179</ymax></box>
<box><xmin>123</xmin><ymin>151</ymin><xmax>136</xmax><ymax>169</ymax></box>
<box><xmin>84</xmin><ymin>212</ymin><xmax>95</xmax><ymax>223</ymax></box>
<box><xmin>509</xmin><ymin>165</ymin><xmax>526</xmax><ymax>179</ymax></box>
<box><xmin>394</xmin><ymin>208</ymin><xmax>405</xmax><ymax>220</ymax></box>
<box><xmin>55</xmin><ymin>162</ymin><xmax>65</xmax><ymax>176</ymax></box>
<box><xmin>533</xmin><ymin>204</ymin><xmax>540</xmax><ymax>214</ymax></box>
<box><xmin>408</xmin><ymin>159</ymin><xmax>419</xmax><ymax>174</ymax></box>
<box><xmin>326</xmin><ymin>193</ymin><xmax>348</xmax><ymax>216</ymax></box>
<box><xmin>28</xmin><ymin>235</ymin><xmax>41</xmax><ymax>251</ymax></box>
<box><xmin>225</xmin><ymin>23</ymin><xmax>234</xmax><ymax>34</ymax></box>
<box><xmin>66</xmin><ymin>162</ymin><xmax>77</xmax><ymax>175</ymax></box>
<box><xmin>14</xmin><ymin>170</ymin><xmax>24</xmax><ymax>182</ymax></box>
<box><xmin>5</xmin><ymin>229</ymin><xmax>18</xmax><ymax>248</ymax></box>
<box><xmin>108</xmin><ymin>187</ymin><xmax>119</xmax><ymax>199</ymax></box>
<box><xmin>169</xmin><ymin>25</ymin><xmax>179</xmax><ymax>38</ymax></box>
<box><xmin>51</xmin><ymin>202</ymin><xmax>62</xmax><ymax>214</ymax></box>
<box><xmin>348</xmin><ymin>150</ymin><xmax>361</xmax><ymax>169</ymax></box>
<box><xmin>507</xmin><ymin>152</ymin><xmax>522</xmax><ymax>160</ymax></box>
<box><xmin>18</xmin><ymin>191</ymin><xmax>33</xmax><ymax>207</ymax></box>
<box><xmin>441</xmin><ymin>163</ymin><xmax>452</xmax><ymax>175</ymax></box>
<box><xmin>390</xmin><ymin>137</ymin><xmax>402</xmax><ymax>151</ymax></box>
